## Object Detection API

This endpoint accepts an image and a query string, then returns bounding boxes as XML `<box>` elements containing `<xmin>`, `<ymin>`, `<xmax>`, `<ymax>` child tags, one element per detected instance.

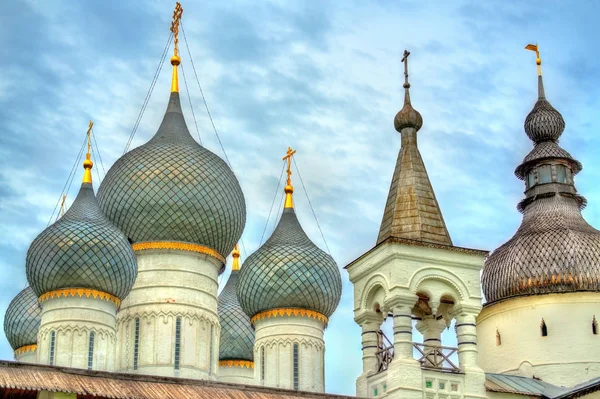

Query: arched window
<box><xmin>261</xmin><ymin>346</ymin><xmax>265</xmax><ymax>382</ymax></box>
<box><xmin>174</xmin><ymin>317</ymin><xmax>181</xmax><ymax>371</ymax></box>
<box><xmin>496</xmin><ymin>329</ymin><xmax>501</xmax><ymax>346</ymax></box>
<box><xmin>293</xmin><ymin>343</ymin><xmax>299</xmax><ymax>390</ymax></box>
<box><xmin>540</xmin><ymin>319</ymin><xmax>548</xmax><ymax>337</ymax></box>
<box><xmin>49</xmin><ymin>330</ymin><xmax>56</xmax><ymax>366</ymax></box>
<box><xmin>209</xmin><ymin>324</ymin><xmax>214</xmax><ymax>374</ymax></box>
<box><xmin>133</xmin><ymin>317</ymin><xmax>140</xmax><ymax>370</ymax></box>
<box><xmin>593</xmin><ymin>316</ymin><xmax>598</xmax><ymax>335</ymax></box>
<box><xmin>87</xmin><ymin>331</ymin><xmax>95</xmax><ymax>370</ymax></box>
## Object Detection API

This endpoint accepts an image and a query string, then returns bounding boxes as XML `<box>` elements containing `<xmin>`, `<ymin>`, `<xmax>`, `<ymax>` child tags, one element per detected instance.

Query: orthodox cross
<box><xmin>86</xmin><ymin>120</ymin><xmax>93</xmax><ymax>156</ymax></box>
<box><xmin>282</xmin><ymin>147</ymin><xmax>296</xmax><ymax>185</ymax></box>
<box><xmin>401</xmin><ymin>49</ymin><xmax>411</xmax><ymax>88</ymax></box>
<box><xmin>170</xmin><ymin>2</ymin><xmax>184</xmax><ymax>55</ymax></box>
<box><xmin>525</xmin><ymin>43</ymin><xmax>542</xmax><ymax>76</ymax></box>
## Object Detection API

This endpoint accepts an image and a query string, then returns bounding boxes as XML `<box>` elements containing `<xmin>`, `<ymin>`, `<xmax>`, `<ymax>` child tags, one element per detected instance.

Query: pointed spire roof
<box><xmin>377</xmin><ymin>50</ymin><xmax>452</xmax><ymax>246</ymax></box>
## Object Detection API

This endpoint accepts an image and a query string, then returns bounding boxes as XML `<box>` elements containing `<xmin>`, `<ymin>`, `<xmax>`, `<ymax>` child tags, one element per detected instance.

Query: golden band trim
<box><xmin>219</xmin><ymin>360</ymin><xmax>254</xmax><ymax>369</ymax></box>
<box><xmin>14</xmin><ymin>344</ymin><xmax>37</xmax><ymax>355</ymax></box>
<box><xmin>132</xmin><ymin>241</ymin><xmax>225</xmax><ymax>263</ymax></box>
<box><xmin>251</xmin><ymin>308</ymin><xmax>328</xmax><ymax>325</ymax></box>
<box><xmin>38</xmin><ymin>288</ymin><xmax>120</xmax><ymax>306</ymax></box>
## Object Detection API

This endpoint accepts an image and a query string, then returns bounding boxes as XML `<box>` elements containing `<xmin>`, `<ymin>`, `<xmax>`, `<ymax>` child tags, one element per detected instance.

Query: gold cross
<box><xmin>401</xmin><ymin>49</ymin><xmax>411</xmax><ymax>87</ymax></box>
<box><xmin>282</xmin><ymin>147</ymin><xmax>296</xmax><ymax>185</ymax></box>
<box><xmin>86</xmin><ymin>120</ymin><xmax>93</xmax><ymax>156</ymax></box>
<box><xmin>170</xmin><ymin>2</ymin><xmax>184</xmax><ymax>54</ymax></box>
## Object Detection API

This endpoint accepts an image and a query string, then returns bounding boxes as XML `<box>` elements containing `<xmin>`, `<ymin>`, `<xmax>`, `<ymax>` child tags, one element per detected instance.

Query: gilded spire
<box><xmin>231</xmin><ymin>244</ymin><xmax>241</xmax><ymax>271</ymax></box>
<box><xmin>282</xmin><ymin>147</ymin><xmax>296</xmax><ymax>209</ymax></box>
<box><xmin>170</xmin><ymin>2</ymin><xmax>183</xmax><ymax>93</ymax></box>
<box><xmin>394</xmin><ymin>50</ymin><xmax>423</xmax><ymax>132</ymax></box>
<box><xmin>82</xmin><ymin>120</ymin><xmax>94</xmax><ymax>184</ymax></box>
<box><xmin>377</xmin><ymin>49</ymin><xmax>451</xmax><ymax>246</ymax></box>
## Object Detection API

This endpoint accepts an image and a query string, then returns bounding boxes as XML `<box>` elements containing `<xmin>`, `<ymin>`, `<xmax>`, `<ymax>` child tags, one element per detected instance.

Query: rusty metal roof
<box><xmin>0</xmin><ymin>361</ymin><xmax>359</xmax><ymax>399</ymax></box>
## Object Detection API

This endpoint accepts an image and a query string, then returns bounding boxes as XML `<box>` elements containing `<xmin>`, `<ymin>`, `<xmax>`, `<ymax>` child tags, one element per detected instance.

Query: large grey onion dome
<box><xmin>26</xmin><ymin>180</ymin><xmax>137</xmax><ymax>299</ymax></box>
<box><xmin>218</xmin><ymin>245</ymin><xmax>254</xmax><ymax>362</ymax></box>
<box><xmin>237</xmin><ymin>207</ymin><xmax>342</xmax><ymax>319</ymax></box>
<box><xmin>97</xmin><ymin>92</ymin><xmax>246</xmax><ymax>259</ymax></box>
<box><xmin>524</xmin><ymin>76</ymin><xmax>565</xmax><ymax>143</ymax></box>
<box><xmin>4</xmin><ymin>287</ymin><xmax>41</xmax><ymax>351</ymax></box>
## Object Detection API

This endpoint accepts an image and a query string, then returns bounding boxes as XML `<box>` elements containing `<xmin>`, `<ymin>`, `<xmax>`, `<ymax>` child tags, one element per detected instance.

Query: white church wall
<box><xmin>37</xmin><ymin>295</ymin><xmax>118</xmax><ymax>371</ymax></box>
<box><xmin>218</xmin><ymin>363</ymin><xmax>255</xmax><ymax>384</ymax></box>
<box><xmin>14</xmin><ymin>348</ymin><xmax>36</xmax><ymax>363</ymax></box>
<box><xmin>478</xmin><ymin>292</ymin><xmax>600</xmax><ymax>387</ymax></box>
<box><xmin>115</xmin><ymin>249</ymin><xmax>221</xmax><ymax>379</ymax></box>
<box><xmin>253</xmin><ymin>315</ymin><xmax>325</xmax><ymax>392</ymax></box>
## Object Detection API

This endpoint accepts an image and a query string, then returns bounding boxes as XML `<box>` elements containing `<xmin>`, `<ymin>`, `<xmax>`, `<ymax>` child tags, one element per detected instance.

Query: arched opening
<box><xmin>593</xmin><ymin>316</ymin><xmax>598</xmax><ymax>335</ymax></box>
<box><xmin>496</xmin><ymin>329</ymin><xmax>501</xmax><ymax>346</ymax></box>
<box><xmin>540</xmin><ymin>319</ymin><xmax>548</xmax><ymax>337</ymax></box>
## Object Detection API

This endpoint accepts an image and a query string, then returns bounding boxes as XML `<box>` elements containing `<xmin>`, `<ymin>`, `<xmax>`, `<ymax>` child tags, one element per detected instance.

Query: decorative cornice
<box><xmin>14</xmin><ymin>344</ymin><xmax>36</xmax><ymax>355</ymax></box>
<box><xmin>38</xmin><ymin>288</ymin><xmax>120</xmax><ymax>306</ymax></box>
<box><xmin>132</xmin><ymin>241</ymin><xmax>225</xmax><ymax>263</ymax></box>
<box><xmin>218</xmin><ymin>360</ymin><xmax>254</xmax><ymax>369</ymax></box>
<box><xmin>251</xmin><ymin>308</ymin><xmax>328</xmax><ymax>325</ymax></box>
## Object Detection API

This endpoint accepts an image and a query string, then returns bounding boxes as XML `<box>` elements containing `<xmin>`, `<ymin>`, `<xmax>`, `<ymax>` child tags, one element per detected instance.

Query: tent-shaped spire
<box><xmin>377</xmin><ymin>50</ymin><xmax>452</xmax><ymax>246</ymax></box>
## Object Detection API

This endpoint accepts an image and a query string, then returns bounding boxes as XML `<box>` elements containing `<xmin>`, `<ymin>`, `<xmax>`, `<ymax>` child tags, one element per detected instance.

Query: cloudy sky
<box><xmin>1</xmin><ymin>0</ymin><xmax>600</xmax><ymax>395</ymax></box>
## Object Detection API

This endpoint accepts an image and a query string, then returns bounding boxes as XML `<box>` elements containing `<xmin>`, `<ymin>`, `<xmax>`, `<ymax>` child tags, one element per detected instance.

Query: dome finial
<box><xmin>525</xmin><ymin>43</ymin><xmax>545</xmax><ymax>98</ymax></box>
<box><xmin>231</xmin><ymin>244</ymin><xmax>241</xmax><ymax>271</ymax></box>
<box><xmin>169</xmin><ymin>2</ymin><xmax>183</xmax><ymax>93</ymax></box>
<box><xmin>394</xmin><ymin>49</ymin><xmax>423</xmax><ymax>132</ymax></box>
<box><xmin>82</xmin><ymin>120</ymin><xmax>94</xmax><ymax>184</ymax></box>
<box><xmin>282</xmin><ymin>147</ymin><xmax>297</xmax><ymax>209</ymax></box>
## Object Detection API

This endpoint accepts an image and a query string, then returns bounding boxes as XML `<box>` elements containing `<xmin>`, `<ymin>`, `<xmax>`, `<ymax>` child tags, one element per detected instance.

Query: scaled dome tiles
<box><xmin>3</xmin><ymin>287</ymin><xmax>41</xmax><ymax>351</ymax></box>
<box><xmin>26</xmin><ymin>182</ymin><xmax>137</xmax><ymax>300</ymax></box>
<box><xmin>237</xmin><ymin>208</ymin><xmax>342</xmax><ymax>318</ymax></box>
<box><xmin>97</xmin><ymin>93</ymin><xmax>246</xmax><ymax>259</ymax></box>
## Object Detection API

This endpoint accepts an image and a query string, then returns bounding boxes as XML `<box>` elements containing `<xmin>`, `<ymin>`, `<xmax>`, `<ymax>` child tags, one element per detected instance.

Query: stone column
<box><xmin>355</xmin><ymin>311</ymin><xmax>383</xmax><ymax>397</ymax></box>
<box><xmin>453</xmin><ymin>305</ymin><xmax>487</xmax><ymax>399</ymax></box>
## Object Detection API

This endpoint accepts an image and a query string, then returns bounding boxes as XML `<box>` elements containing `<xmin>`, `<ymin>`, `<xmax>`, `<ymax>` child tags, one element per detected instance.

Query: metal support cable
<box><xmin>180</xmin><ymin>63</ymin><xmax>203</xmax><ymax>145</ymax></box>
<box><xmin>123</xmin><ymin>32</ymin><xmax>173</xmax><ymax>154</ymax></box>
<box><xmin>292</xmin><ymin>158</ymin><xmax>332</xmax><ymax>255</ymax></box>
<box><xmin>90</xmin><ymin>127</ymin><xmax>106</xmax><ymax>176</ymax></box>
<box><xmin>47</xmin><ymin>135</ymin><xmax>87</xmax><ymax>226</ymax></box>
<box><xmin>260</xmin><ymin>162</ymin><xmax>286</xmax><ymax>246</ymax></box>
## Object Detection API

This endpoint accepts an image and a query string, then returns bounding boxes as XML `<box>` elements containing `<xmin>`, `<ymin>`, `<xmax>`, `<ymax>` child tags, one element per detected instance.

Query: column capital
<box><xmin>450</xmin><ymin>303</ymin><xmax>481</xmax><ymax>318</ymax></box>
<box><xmin>386</xmin><ymin>293</ymin><xmax>418</xmax><ymax>311</ymax></box>
<box><xmin>354</xmin><ymin>310</ymin><xmax>384</xmax><ymax>326</ymax></box>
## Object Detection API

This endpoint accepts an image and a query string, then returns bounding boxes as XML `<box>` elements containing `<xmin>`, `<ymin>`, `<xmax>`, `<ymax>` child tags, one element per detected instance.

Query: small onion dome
<box><xmin>26</xmin><ymin>181</ymin><xmax>137</xmax><ymax>299</ymax></box>
<box><xmin>3</xmin><ymin>287</ymin><xmax>41</xmax><ymax>351</ymax></box>
<box><xmin>218</xmin><ymin>246</ymin><xmax>254</xmax><ymax>362</ymax></box>
<box><xmin>524</xmin><ymin>76</ymin><xmax>565</xmax><ymax>143</ymax></box>
<box><xmin>394</xmin><ymin>82</ymin><xmax>423</xmax><ymax>132</ymax></box>
<box><xmin>237</xmin><ymin>208</ymin><xmax>342</xmax><ymax>319</ymax></box>
<box><xmin>97</xmin><ymin>92</ymin><xmax>246</xmax><ymax>259</ymax></box>
<box><xmin>482</xmin><ymin>194</ymin><xmax>600</xmax><ymax>304</ymax></box>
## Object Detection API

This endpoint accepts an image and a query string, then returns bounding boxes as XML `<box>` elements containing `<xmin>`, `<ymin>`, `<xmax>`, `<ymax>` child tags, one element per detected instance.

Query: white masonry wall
<box><xmin>218</xmin><ymin>364</ymin><xmax>255</xmax><ymax>384</ymax></box>
<box><xmin>477</xmin><ymin>292</ymin><xmax>600</xmax><ymax>387</ymax></box>
<box><xmin>37</xmin><ymin>295</ymin><xmax>118</xmax><ymax>371</ymax></box>
<box><xmin>115</xmin><ymin>248</ymin><xmax>221</xmax><ymax>380</ymax></box>
<box><xmin>15</xmin><ymin>349</ymin><xmax>37</xmax><ymax>363</ymax></box>
<box><xmin>253</xmin><ymin>314</ymin><xmax>325</xmax><ymax>392</ymax></box>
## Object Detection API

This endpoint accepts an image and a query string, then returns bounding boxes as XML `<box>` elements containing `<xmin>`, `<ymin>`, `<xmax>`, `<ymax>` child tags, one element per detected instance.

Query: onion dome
<box><xmin>97</xmin><ymin>61</ymin><xmax>245</xmax><ymax>259</ymax></box>
<box><xmin>218</xmin><ymin>245</ymin><xmax>254</xmax><ymax>362</ymax></box>
<box><xmin>3</xmin><ymin>287</ymin><xmax>41</xmax><ymax>352</ymax></box>
<box><xmin>482</xmin><ymin>46</ymin><xmax>600</xmax><ymax>304</ymax></box>
<box><xmin>237</xmin><ymin>150</ymin><xmax>342</xmax><ymax>319</ymax></box>
<box><xmin>26</xmin><ymin>137</ymin><xmax>137</xmax><ymax>300</ymax></box>
<box><xmin>394</xmin><ymin>50</ymin><xmax>423</xmax><ymax>132</ymax></box>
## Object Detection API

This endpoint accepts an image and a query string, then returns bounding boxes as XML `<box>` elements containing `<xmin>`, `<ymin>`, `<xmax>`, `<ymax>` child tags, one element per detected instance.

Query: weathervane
<box><xmin>525</xmin><ymin>43</ymin><xmax>542</xmax><ymax>76</ymax></box>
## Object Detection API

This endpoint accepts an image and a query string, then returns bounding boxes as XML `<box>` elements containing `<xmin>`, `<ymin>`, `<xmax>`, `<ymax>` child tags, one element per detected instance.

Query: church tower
<box><xmin>96</xmin><ymin>3</ymin><xmax>245</xmax><ymax>379</ymax></box>
<box><xmin>218</xmin><ymin>245</ymin><xmax>255</xmax><ymax>384</ymax></box>
<box><xmin>26</xmin><ymin>126</ymin><xmax>138</xmax><ymax>371</ymax></box>
<box><xmin>346</xmin><ymin>51</ymin><xmax>488</xmax><ymax>399</ymax></box>
<box><xmin>479</xmin><ymin>45</ymin><xmax>600</xmax><ymax>387</ymax></box>
<box><xmin>237</xmin><ymin>149</ymin><xmax>342</xmax><ymax>392</ymax></box>
<box><xmin>3</xmin><ymin>287</ymin><xmax>41</xmax><ymax>363</ymax></box>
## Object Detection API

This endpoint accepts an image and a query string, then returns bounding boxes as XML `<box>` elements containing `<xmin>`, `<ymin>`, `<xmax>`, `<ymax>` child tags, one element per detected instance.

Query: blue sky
<box><xmin>1</xmin><ymin>0</ymin><xmax>600</xmax><ymax>396</ymax></box>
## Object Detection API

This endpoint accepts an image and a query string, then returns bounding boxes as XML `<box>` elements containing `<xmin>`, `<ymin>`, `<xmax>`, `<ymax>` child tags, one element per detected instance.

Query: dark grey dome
<box><xmin>483</xmin><ymin>195</ymin><xmax>600</xmax><ymax>304</ymax></box>
<box><xmin>3</xmin><ymin>287</ymin><xmax>41</xmax><ymax>351</ymax></box>
<box><xmin>97</xmin><ymin>93</ymin><xmax>245</xmax><ymax>259</ymax></box>
<box><xmin>26</xmin><ymin>183</ymin><xmax>137</xmax><ymax>299</ymax></box>
<box><xmin>218</xmin><ymin>269</ymin><xmax>254</xmax><ymax>361</ymax></box>
<box><xmin>524</xmin><ymin>76</ymin><xmax>565</xmax><ymax>143</ymax></box>
<box><xmin>237</xmin><ymin>208</ymin><xmax>342</xmax><ymax>318</ymax></box>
